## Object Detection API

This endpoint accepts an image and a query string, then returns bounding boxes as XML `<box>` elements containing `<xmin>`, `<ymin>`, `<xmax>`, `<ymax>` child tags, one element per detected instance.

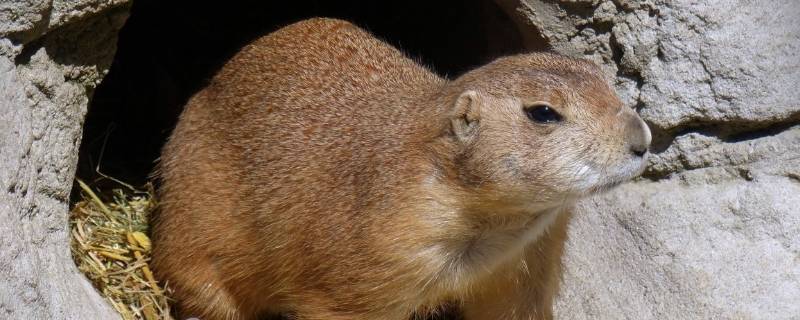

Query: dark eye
<box><xmin>525</xmin><ymin>104</ymin><xmax>563</xmax><ymax>123</ymax></box>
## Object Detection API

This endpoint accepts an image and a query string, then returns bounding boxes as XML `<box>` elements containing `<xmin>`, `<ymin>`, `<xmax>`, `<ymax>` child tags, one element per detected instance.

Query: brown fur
<box><xmin>152</xmin><ymin>18</ymin><xmax>651</xmax><ymax>320</ymax></box>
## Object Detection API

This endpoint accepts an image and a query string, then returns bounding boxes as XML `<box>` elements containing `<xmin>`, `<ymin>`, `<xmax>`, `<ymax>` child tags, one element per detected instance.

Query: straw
<box><xmin>70</xmin><ymin>179</ymin><xmax>173</xmax><ymax>320</ymax></box>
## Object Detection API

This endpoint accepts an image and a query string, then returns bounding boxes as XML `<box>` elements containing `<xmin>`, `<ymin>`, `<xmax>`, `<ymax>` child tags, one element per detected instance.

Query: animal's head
<box><xmin>444</xmin><ymin>53</ymin><xmax>651</xmax><ymax>210</ymax></box>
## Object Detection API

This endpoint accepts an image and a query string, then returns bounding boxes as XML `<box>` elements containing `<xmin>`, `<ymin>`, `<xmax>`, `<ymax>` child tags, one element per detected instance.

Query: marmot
<box><xmin>152</xmin><ymin>18</ymin><xmax>651</xmax><ymax>320</ymax></box>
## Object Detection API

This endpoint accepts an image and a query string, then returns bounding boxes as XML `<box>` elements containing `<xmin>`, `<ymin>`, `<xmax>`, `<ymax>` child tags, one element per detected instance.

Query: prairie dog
<box><xmin>152</xmin><ymin>18</ymin><xmax>651</xmax><ymax>320</ymax></box>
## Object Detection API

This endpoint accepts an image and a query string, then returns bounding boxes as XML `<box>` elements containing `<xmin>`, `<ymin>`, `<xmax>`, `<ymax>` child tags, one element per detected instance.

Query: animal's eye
<box><xmin>525</xmin><ymin>104</ymin><xmax>562</xmax><ymax>124</ymax></box>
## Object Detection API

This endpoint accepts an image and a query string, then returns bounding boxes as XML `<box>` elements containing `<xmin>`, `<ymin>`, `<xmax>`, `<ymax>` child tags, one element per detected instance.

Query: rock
<box><xmin>507</xmin><ymin>0</ymin><xmax>800</xmax><ymax>318</ymax></box>
<box><xmin>0</xmin><ymin>0</ymin><xmax>129</xmax><ymax>44</ymax></box>
<box><xmin>1</xmin><ymin>0</ymin><xmax>797</xmax><ymax>318</ymax></box>
<box><xmin>562</xmin><ymin>174</ymin><xmax>800</xmax><ymax>319</ymax></box>
<box><xmin>0</xmin><ymin>1</ymin><xmax>130</xmax><ymax>318</ymax></box>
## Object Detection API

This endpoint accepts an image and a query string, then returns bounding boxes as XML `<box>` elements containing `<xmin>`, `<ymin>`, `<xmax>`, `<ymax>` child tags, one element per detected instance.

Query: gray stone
<box><xmin>0</xmin><ymin>0</ymin><xmax>51</xmax><ymax>43</ymax></box>
<box><xmin>506</xmin><ymin>0</ymin><xmax>800</xmax><ymax>318</ymax></box>
<box><xmin>561</xmin><ymin>174</ymin><xmax>800</xmax><ymax>319</ymax></box>
<box><xmin>0</xmin><ymin>0</ymin><xmax>129</xmax><ymax>44</ymax></box>
<box><xmin>0</xmin><ymin>1</ymin><xmax>129</xmax><ymax>318</ymax></box>
<box><xmin>0</xmin><ymin>0</ymin><xmax>797</xmax><ymax>318</ymax></box>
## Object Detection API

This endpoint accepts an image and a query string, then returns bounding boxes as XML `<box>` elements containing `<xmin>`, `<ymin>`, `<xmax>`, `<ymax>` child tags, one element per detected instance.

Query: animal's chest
<box><xmin>462</xmin><ymin>208</ymin><xmax>562</xmax><ymax>272</ymax></box>
<box><xmin>415</xmin><ymin>207</ymin><xmax>564</xmax><ymax>298</ymax></box>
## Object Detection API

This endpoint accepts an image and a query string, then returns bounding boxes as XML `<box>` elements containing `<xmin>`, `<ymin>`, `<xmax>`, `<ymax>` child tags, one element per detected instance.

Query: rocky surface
<box><xmin>510</xmin><ymin>0</ymin><xmax>800</xmax><ymax>318</ymax></box>
<box><xmin>0</xmin><ymin>0</ymin><xmax>797</xmax><ymax>318</ymax></box>
<box><xmin>0</xmin><ymin>1</ymin><xmax>129</xmax><ymax>318</ymax></box>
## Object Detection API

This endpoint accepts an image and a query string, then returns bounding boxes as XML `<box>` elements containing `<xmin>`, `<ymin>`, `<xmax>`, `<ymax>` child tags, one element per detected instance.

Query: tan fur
<box><xmin>151</xmin><ymin>18</ymin><xmax>651</xmax><ymax>320</ymax></box>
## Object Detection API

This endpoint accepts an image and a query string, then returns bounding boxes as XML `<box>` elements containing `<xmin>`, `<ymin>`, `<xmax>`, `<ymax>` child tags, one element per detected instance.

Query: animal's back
<box><xmin>210</xmin><ymin>17</ymin><xmax>442</xmax><ymax>129</ymax></box>
<box><xmin>196</xmin><ymin>17</ymin><xmax>446</xmax><ymax>194</ymax></box>
<box><xmin>152</xmin><ymin>18</ymin><xmax>446</xmax><ymax>318</ymax></box>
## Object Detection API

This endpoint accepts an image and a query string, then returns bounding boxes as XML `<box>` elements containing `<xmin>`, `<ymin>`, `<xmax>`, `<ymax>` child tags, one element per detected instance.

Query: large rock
<box><xmin>0</xmin><ymin>1</ymin><xmax>129</xmax><ymax>318</ymax></box>
<box><xmin>507</xmin><ymin>0</ymin><xmax>800</xmax><ymax>318</ymax></box>
<box><xmin>1</xmin><ymin>0</ymin><xmax>797</xmax><ymax>318</ymax></box>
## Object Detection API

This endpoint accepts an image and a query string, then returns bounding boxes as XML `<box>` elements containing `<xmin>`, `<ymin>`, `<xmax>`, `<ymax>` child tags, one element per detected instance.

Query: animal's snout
<box><xmin>623</xmin><ymin>111</ymin><xmax>651</xmax><ymax>158</ymax></box>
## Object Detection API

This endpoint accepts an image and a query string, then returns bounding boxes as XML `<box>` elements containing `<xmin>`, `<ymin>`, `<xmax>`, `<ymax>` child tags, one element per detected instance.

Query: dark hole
<box><xmin>77</xmin><ymin>0</ymin><xmax>539</xmax><ymax>187</ymax></box>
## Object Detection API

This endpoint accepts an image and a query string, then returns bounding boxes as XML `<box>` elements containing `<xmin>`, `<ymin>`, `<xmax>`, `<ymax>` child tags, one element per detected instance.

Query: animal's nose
<box><xmin>630</xmin><ymin>144</ymin><xmax>647</xmax><ymax>157</ymax></box>
<box><xmin>625</xmin><ymin>112</ymin><xmax>651</xmax><ymax>157</ymax></box>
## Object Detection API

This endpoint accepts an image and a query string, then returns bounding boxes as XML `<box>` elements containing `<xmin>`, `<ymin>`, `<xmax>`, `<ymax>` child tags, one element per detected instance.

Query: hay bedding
<box><xmin>70</xmin><ymin>179</ymin><xmax>173</xmax><ymax>320</ymax></box>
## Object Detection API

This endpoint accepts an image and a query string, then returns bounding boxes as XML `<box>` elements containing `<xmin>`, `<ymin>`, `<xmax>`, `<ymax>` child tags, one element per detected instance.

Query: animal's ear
<box><xmin>450</xmin><ymin>90</ymin><xmax>481</xmax><ymax>141</ymax></box>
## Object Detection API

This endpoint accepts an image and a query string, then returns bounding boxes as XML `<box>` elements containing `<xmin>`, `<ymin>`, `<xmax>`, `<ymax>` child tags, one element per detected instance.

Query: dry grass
<box><xmin>70</xmin><ymin>179</ymin><xmax>173</xmax><ymax>320</ymax></box>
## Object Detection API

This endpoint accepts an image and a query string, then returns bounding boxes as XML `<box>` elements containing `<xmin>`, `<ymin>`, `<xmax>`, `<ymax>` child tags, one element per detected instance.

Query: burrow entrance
<box><xmin>76</xmin><ymin>0</ymin><xmax>546</xmax><ymax>187</ymax></box>
<box><xmin>71</xmin><ymin>1</ymin><xmax>548</xmax><ymax>318</ymax></box>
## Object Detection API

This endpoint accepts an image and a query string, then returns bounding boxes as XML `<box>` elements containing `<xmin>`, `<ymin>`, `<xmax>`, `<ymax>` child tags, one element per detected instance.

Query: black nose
<box><xmin>630</xmin><ymin>145</ymin><xmax>648</xmax><ymax>157</ymax></box>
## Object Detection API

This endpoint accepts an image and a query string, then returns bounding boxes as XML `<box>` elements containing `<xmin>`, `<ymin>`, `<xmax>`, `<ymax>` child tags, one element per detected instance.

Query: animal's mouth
<box><xmin>586</xmin><ymin>178</ymin><xmax>626</xmax><ymax>195</ymax></box>
<box><xmin>579</xmin><ymin>156</ymin><xmax>648</xmax><ymax>195</ymax></box>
